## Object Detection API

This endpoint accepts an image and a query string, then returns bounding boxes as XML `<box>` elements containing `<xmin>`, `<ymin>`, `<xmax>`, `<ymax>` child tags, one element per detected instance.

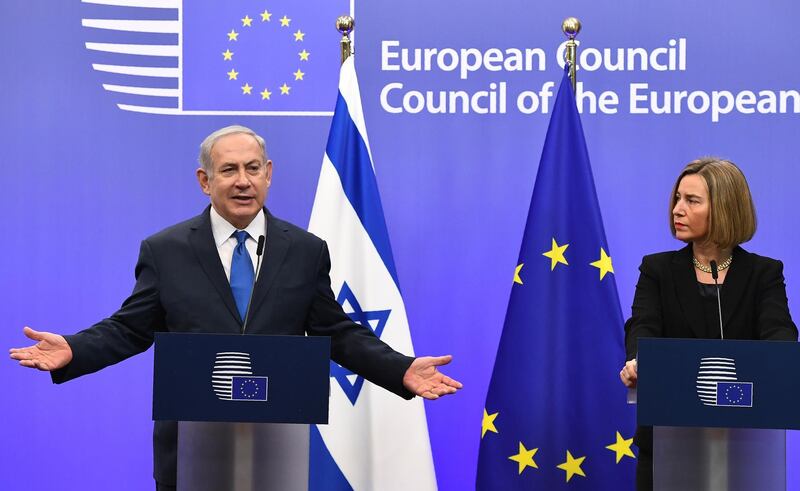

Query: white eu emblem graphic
<box><xmin>696</xmin><ymin>357</ymin><xmax>753</xmax><ymax>407</ymax></box>
<box><xmin>212</xmin><ymin>351</ymin><xmax>268</xmax><ymax>402</ymax></box>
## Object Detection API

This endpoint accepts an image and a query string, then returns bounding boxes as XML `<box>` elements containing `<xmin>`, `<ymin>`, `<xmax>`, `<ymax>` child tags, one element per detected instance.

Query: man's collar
<box><xmin>209</xmin><ymin>206</ymin><xmax>267</xmax><ymax>246</ymax></box>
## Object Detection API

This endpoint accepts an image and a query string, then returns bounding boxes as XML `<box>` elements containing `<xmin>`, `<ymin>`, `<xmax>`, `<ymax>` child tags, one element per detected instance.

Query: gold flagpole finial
<box><xmin>336</xmin><ymin>15</ymin><xmax>354</xmax><ymax>65</ymax></box>
<box><xmin>561</xmin><ymin>17</ymin><xmax>581</xmax><ymax>92</ymax></box>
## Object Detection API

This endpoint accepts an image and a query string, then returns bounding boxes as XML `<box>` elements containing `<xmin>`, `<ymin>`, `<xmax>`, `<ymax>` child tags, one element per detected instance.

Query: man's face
<box><xmin>196</xmin><ymin>132</ymin><xmax>273</xmax><ymax>229</ymax></box>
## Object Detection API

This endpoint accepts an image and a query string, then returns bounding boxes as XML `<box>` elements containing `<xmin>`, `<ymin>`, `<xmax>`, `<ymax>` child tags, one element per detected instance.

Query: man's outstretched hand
<box><xmin>9</xmin><ymin>326</ymin><xmax>72</xmax><ymax>371</ymax></box>
<box><xmin>403</xmin><ymin>355</ymin><xmax>463</xmax><ymax>400</ymax></box>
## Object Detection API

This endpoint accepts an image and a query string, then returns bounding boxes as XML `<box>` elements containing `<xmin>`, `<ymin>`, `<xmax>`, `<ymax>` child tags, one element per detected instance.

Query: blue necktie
<box><xmin>230</xmin><ymin>230</ymin><xmax>254</xmax><ymax>321</ymax></box>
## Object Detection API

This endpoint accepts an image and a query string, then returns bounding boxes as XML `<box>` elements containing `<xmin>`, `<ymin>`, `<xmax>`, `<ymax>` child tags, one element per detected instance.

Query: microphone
<box><xmin>710</xmin><ymin>260</ymin><xmax>724</xmax><ymax>340</ymax></box>
<box><xmin>241</xmin><ymin>235</ymin><xmax>266</xmax><ymax>334</ymax></box>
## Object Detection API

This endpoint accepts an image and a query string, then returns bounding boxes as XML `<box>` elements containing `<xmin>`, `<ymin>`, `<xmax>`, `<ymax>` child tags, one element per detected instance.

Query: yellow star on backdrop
<box><xmin>513</xmin><ymin>263</ymin><xmax>524</xmax><ymax>285</ymax></box>
<box><xmin>299</xmin><ymin>49</ymin><xmax>310</xmax><ymax>61</ymax></box>
<box><xmin>260</xmin><ymin>88</ymin><xmax>272</xmax><ymax>100</ymax></box>
<box><xmin>227</xmin><ymin>30</ymin><xmax>239</xmax><ymax>41</ymax></box>
<box><xmin>557</xmin><ymin>450</ymin><xmax>586</xmax><ymax>482</ymax></box>
<box><xmin>241</xmin><ymin>83</ymin><xmax>252</xmax><ymax>95</ymax></box>
<box><xmin>481</xmin><ymin>409</ymin><xmax>499</xmax><ymax>438</ymax></box>
<box><xmin>509</xmin><ymin>442</ymin><xmax>538</xmax><ymax>474</ymax></box>
<box><xmin>293</xmin><ymin>29</ymin><xmax>305</xmax><ymax>41</ymax></box>
<box><xmin>279</xmin><ymin>83</ymin><xmax>291</xmax><ymax>95</ymax></box>
<box><xmin>542</xmin><ymin>238</ymin><xmax>569</xmax><ymax>270</ymax></box>
<box><xmin>590</xmin><ymin>247</ymin><xmax>615</xmax><ymax>280</ymax></box>
<box><xmin>280</xmin><ymin>15</ymin><xmax>291</xmax><ymax>27</ymax></box>
<box><xmin>226</xmin><ymin>69</ymin><xmax>238</xmax><ymax>80</ymax></box>
<box><xmin>222</xmin><ymin>49</ymin><xmax>233</xmax><ymax>61</ymax></box>
<box><xmin>606</xmin><ymin>431</ymin><xmax>636</xmax><ymax>463</ymax></box>
<box><xmin>293</xmin><ymin>69</ymin><xmax>305</xmax><ymax>81</ymax></box>
<box><xmin>241</xmin><ymin>15</ymin><xmax>253</xmax><ymax>27</ymax></box>
<box><xmin>260</xmin><ymin>10</ymin><xmax>272</xmax><ymax>22</ymax></box>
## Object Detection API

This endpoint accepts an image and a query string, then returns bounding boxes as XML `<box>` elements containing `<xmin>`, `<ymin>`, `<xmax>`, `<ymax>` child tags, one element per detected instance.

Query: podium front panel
<box><xmin>637</xmin><ymin>338</ymin><xmax>800</xmax><ymax>429</ymax></box>
<box><xmin>153</xmin><ymin>332</ymin><xmax>330</xmax><ymax>423</ymax></box>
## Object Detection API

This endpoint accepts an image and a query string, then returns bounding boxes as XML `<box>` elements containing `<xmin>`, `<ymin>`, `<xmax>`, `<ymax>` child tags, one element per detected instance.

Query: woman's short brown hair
<box><xmin>669</xmin><ymin>158</ymin><xmax>757</xmax><ymax>249</ymax></box>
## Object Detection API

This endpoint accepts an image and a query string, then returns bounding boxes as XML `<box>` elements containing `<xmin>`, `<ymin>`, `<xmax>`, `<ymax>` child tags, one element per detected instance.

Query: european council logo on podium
<box><xmin>80</xmin><ymin>0</ymin><xmax>348</xmax><ymax>115</ymax></box>
<box><xmin>212</xmin><ymin>351</ymin><xmax>269</xmax><ymax>402</ymax></box>
<box><xmin>696</xmin><ymin>357</ymin><xmax>753</xmax><ymax>407</ymax></box>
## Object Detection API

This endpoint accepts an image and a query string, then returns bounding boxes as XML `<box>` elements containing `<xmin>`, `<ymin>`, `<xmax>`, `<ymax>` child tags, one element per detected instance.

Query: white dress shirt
<box><xmin>209</xmin><ymin>206</ymin><xmax>266</xmax><ymax>281</ymax></box>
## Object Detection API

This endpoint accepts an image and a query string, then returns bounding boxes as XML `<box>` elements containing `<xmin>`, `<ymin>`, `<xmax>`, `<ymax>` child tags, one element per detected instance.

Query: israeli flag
<box><xmin>307</xmin><ymin>56</ymin><xmax>437</xmax><ymax>490</ymax></box>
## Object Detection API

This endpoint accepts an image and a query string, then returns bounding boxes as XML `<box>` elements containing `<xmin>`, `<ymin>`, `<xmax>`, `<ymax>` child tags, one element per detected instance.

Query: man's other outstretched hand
<box><xmin>403</xmin><ymin>355</ymin><xmax>463</xmax><ymax>400</ymax></box>
<box><xmin>9</xmin><ymin>326</ymin><xmax>72</xmax><ymax>371</ymax></box>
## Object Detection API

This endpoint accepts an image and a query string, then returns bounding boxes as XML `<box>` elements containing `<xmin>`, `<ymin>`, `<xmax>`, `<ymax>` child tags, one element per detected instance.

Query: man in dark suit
<box><xmin>10</xmin><ymin>125</ymin><xmax>462</xmax><ymax>490</ymax></box>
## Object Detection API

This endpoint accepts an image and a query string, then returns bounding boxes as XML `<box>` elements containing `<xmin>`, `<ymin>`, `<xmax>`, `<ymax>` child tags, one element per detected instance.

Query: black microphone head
<box><xmin>256</xmin><ymin>235</ymin><xmax>266</xmax><ymax>255</ymax></box>
<box><xmin>709</xmin><ymin>260</ymin><xmax>719</xmax><ymax>280</ymax></box>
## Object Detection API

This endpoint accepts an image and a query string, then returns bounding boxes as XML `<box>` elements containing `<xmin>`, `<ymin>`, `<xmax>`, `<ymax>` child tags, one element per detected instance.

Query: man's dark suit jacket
<box><xmin>623</xmin><ymin>244</ymin><xmax>797</xmax><ymax>490</ymax></box>
<box><xmin>52</xmin><ymin>207</ymin><xmax>415</xmax><ymax>485</ymax></box>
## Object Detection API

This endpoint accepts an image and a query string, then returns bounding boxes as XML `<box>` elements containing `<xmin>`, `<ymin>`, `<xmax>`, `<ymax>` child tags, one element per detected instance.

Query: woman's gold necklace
<box><xmin>692</xmin><ymin>255</ymin><xmax>733</xmax><ymax>273</ymax></box>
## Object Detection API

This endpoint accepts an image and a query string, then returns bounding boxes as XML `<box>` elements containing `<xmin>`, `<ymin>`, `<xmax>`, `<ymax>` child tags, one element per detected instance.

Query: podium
<box><xmin>153</xmin><ymin>332</ymin><xmax>331</xmax><ymax>491</ymax></box>
<box><xmin>637</xmin><ymin>338</ymin><xmax>800</xmax><ymax>491</ymax></box>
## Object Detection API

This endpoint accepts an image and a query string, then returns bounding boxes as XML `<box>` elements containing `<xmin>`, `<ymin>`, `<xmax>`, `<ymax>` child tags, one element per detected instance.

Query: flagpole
<box><xmin>562</xmin><ymin>17</ymin><xmax>581</xmax><ymax>91</ymax></box>
<box><xmin>336</xmin><ymin>15</ymin><xmax>354</xmax><ymax>64</ymax></box>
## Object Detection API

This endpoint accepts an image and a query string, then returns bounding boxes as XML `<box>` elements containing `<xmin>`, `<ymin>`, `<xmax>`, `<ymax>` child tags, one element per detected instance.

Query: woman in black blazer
<box><xmin>618</xmin><ymin>158</ymin><xmax>798</xmax><ymax>490</ymax></box>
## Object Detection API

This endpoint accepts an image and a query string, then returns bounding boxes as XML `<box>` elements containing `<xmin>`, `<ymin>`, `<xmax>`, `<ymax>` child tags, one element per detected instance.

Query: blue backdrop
<box><xmin>2</xmin><ymin>1</ymin><xmax>798</xmax><ymax>489</ymax></box>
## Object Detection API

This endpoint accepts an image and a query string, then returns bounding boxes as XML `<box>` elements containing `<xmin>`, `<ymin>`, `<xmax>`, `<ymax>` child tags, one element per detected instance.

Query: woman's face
<box><xmin>672</xmin><ymin>173</ymin><xmax>710</xmax><ymax>243</ymax></box>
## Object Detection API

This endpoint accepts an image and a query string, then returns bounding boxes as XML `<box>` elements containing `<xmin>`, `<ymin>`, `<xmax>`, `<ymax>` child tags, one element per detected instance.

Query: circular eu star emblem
<box><xmin>240</xmin><ymin>378</ymin><xmax>260</xmax><ymax>399</ymax></box>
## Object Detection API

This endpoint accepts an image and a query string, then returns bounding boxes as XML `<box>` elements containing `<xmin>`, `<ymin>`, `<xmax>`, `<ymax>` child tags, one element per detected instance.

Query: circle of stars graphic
<box><xmin>221</xmin><ymin>7</ymin><xmax>310</xmax><ymax>103</ymax></box>
<box><xmin>237</xmin><ymin>378</ymin><xmax>261</xmax><ymax>399</ymax></box>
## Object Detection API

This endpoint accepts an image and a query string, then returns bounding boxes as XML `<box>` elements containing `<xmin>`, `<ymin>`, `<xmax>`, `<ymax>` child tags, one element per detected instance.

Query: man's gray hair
<box><xmin>198</xmin><ymin>125</ymin><xmax>268</xmax><ymax>175</ymax></box>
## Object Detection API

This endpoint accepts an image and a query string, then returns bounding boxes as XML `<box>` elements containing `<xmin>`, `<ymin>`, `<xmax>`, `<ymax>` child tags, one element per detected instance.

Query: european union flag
<box><xmin>476</xmin><ymin>68</ymin><xmax>635</xmax><ymax>489</ymax></box>
<box><xmin>231</xmin><ymin>376</ymin><xmax>268</xmax><ymax>401</ymax></box>
<box><xmin>717</xmin><ymin>382</ymin><xmax>753</xmax><ymax>407</ymax></box>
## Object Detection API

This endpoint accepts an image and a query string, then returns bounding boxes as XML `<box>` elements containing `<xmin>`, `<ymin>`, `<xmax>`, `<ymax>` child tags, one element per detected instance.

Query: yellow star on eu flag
<box><xmin>293</xmin><ymin>69</ymin><xmax>305</xmax><ymax>81</ymax></box>
<box><xmin>222</xmin><ymin>49</ymin><xmax>233</xmax><ymax>61</ymax></box>
<box><xmin>590</xmin><ymin>247</ymin><xmax>615</xmax><ymax>280</ymax></box>
<box><xmin>513</xmin><ymin>263</ymin><xmax>524</xmax><ymax>285</ymax></box>
<box><xmin>481</xmin><ymin>409</ymin><xmax>499</xmax><ymax>438</ymax></box>
<box><xmin>227</xmin><ymin>29</ymin><xmax>239</xmax><ymax>41</ymax></box>
<box><xmin>293</xmin><ymin>29</ymin><xmax>305</xmax><ymax>41</ymax></box>
<box><xmin>557</xmin><ymin>450</ymin><xmax>586</xmax><ymax>482</ymax></box>
<box><xmin>260</xmin><ymin>10</ymin><xmax>272</xmax><ymax>22</ymax></box>
<box><xmin>299</xmin><ymin>49</ymin><xmax>310</xmax><ymax>61</ymax></box>
<box><xmin>542</xmin><ymin>238</ymin><xmax>569</xmax><ymax>271</ymax></box>
<box><xmin>280</xmin><ymin>15</ymin><xmax>291</xmax><ymax>27</ymax></box>
<box><xmin>509</xmin><ymin>442</ymin><xmax>538</xmax><ymax>474</ymax></box>
<box><xmin>260</xmin><ymin>88</ymin><xmax>272</xmax><ymax>100</ymax></box>
<box><xmin>279</xmin><ymin>83</ymin><xmax>291</xmax><ymax>95</ymax></box>
<box><xmin>606</xmin><ymin>431</ymin><xmax>636</xmax><ymax>463</ymax></box>
<box><xmin>226</xmin><ymin>69</ymin><xmax>238</xmax><ymax>80</ymax></box>
<box><xmin>241</xmin><ymin>15</ymin><xmax>253</xmax><ymax>27</ymax></box>
<box><xmin>241</xmin><ymin>83</ymin><xmax>252</xmax><ymax>95</ymax></box>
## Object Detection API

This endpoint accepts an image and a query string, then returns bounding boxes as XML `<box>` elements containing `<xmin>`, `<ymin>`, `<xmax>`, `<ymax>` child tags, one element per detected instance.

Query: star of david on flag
<box><xmin>330</xmin><ymin>282</ymin><xmax>391</xmax><ymax>405</ymax></box>
<box><xmin>306</xmin><ymin>56</ymin><xmax>436</xmax><ymax>490</ymax></box>
<box><xmin>79</xmin><ymin>0</ymin><xmax>346</xmax><ymax>115</ymax></box>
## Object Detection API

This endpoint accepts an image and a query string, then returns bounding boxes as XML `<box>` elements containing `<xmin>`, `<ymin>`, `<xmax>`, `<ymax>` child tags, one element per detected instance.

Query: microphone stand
<box><xmin>710</xmin><ymin>260</ymin><xmax>724</xmax><ymax>340</ymax></box>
